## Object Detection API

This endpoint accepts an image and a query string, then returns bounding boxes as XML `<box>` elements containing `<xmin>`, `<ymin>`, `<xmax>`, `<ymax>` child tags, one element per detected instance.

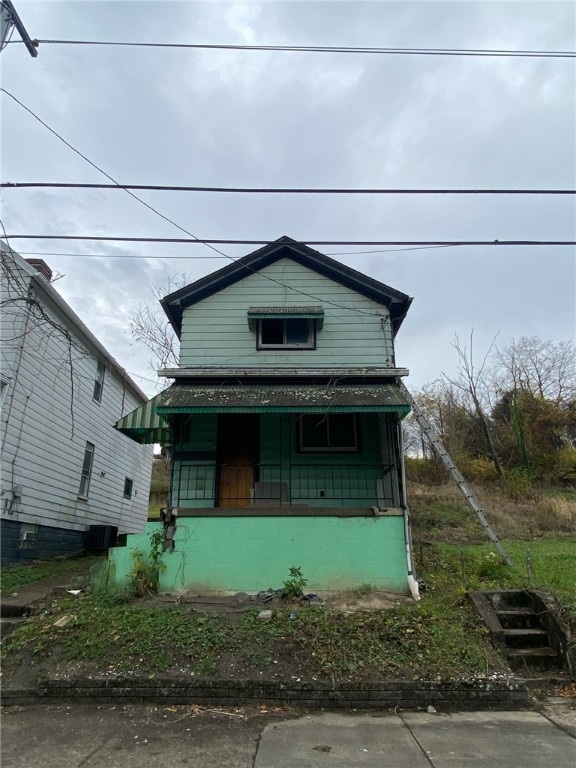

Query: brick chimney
<box><xmin>25</xmin><ymin>259</ymin><xmax>53</xmax><ymax>282</ymax></box>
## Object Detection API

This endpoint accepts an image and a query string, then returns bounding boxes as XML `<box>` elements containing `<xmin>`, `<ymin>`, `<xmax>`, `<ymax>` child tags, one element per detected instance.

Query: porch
<box><xmin>171</xmin><ymin>462</ymin><xmax>396</xmax><ymax>510</ymax></box>
<box><xmin>113</xmin><ymin>382</ymin><xmax>413</xmax><ymax>594</ymax></box>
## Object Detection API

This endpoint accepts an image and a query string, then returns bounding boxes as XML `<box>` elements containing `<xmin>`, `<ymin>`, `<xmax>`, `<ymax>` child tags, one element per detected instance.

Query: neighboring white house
<box><xmin>0</xmin><ymin>245</ymin><xmax>154</xmax><ymax>562</ymax></box>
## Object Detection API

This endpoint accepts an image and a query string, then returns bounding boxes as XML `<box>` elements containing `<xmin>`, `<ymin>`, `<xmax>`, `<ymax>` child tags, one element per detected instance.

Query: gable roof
<box><xmin>161</xmin><ymin>236</ymin><xmax>413</xmax><ymax>338</ymax></box>
<box><xmin>1</xmin><ymin>244</ymin><xmax>149</xmax><ymax>404</ymax></box>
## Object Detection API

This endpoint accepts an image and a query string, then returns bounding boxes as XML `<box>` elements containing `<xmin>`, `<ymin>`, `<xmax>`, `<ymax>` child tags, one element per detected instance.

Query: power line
<box><xmin>7</xmin><ymin>38</ymin><xmax>576</xmax><ymax>58</ymax></box>
<box><xmin>3</xmin><ymin>182</ymin><xmax>575</xmax><ymax>195</ymax></box>
<box><xmin>6</xmin><ymin>236</ymin><xmax>576</xmax><ymax>247</ymax></box>
<box><xmin>0</xmin><ymin>88</ymin><xmax>231</xmax><ymax>260</ymax></box>
<box><xmin>3</xmin><ymin>89</ymin><xmax>572</xmax><ymax>325</ymax></box>
<box><xmin>14</xmin><ymin>244</ymin><xmax>461</xmax><ymax>259</ymax></box>
<box><xmin>0</xmin><ymin>88</ymin><xmax>395</xmax><ymax>318</ymax></box>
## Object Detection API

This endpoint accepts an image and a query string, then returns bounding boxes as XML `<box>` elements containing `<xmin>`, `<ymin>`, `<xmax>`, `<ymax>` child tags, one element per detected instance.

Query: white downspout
<box><xmin>398</xmin><ymin>420</ymin><xmax>420</xmax><ymax>601</ymax></box>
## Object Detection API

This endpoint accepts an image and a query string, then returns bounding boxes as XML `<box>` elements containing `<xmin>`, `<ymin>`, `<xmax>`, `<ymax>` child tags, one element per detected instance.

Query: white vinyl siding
<box><xmin>1</xmin><ymin>251</ymin><xmax>153</xmax><ymax>535</ymax></box>
<box><xmin>179</xmin><ymin>259</ymin><xmax>396</xmax><ymax>368</ymax></box>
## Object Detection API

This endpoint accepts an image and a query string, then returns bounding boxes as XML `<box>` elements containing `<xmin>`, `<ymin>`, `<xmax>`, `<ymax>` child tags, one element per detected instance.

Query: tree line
<box><xmin>404</xmin><ymin>334</ymin><xmax>576</xmax><ymax>489</ymax></box>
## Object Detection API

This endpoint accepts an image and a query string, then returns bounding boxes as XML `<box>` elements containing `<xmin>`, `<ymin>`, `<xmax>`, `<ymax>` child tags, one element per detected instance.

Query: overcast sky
<box><xmin>2</xmin><ymin>0</ymin><xmax>575</xmax><ymax>397</ymax></box>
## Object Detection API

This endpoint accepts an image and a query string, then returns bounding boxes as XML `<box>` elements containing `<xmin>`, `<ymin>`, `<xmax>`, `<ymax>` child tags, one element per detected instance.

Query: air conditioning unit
<box><xmin>85</xmin><ymin>525</ymin><xmax>118</xmax><ymax>552</ymax></box>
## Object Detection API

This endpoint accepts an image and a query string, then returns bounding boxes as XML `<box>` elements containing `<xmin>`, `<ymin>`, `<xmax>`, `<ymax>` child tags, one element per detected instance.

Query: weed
<box><xmin>130</xmin><ymin>530</ymin><xmax>166</xmax><ymax>596</ymax></box>
<box><xmin>283</xmin><ymin>565</ymin><xmax>308</xmax><ymax>599</ymax></box>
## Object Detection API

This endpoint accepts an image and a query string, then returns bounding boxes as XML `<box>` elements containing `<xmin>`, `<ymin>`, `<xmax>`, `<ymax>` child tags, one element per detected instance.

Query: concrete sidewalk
<box><xmin>1</xmin><ymin>705</ymin><xmax>574</xmax><ymax>768</ymax></box>
<box><xmin>256</xmin><ymin>710</ymin><xmax>576</xmax><ymax>767</ymax></box>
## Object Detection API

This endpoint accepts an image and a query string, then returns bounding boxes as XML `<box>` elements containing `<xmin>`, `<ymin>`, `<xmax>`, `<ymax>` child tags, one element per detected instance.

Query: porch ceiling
<box><xmin>156</xmin><ymin>382</ymin><xmax>411</xmax><ymax>414</ymax></box>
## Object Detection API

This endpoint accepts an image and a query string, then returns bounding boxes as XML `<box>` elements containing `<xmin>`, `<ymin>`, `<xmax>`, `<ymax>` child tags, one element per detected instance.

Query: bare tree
<box><xmin>443</xmin><ymin>330</ymin><xmax>506</xmax><ymax>480</ymax></box>
<box><xmin>129</xmin><ymin>270</ymin><xmax>191</xmax><ymax>375</ymax></box>
<box><xmin>493</xmin><ymin>336</ymin><xmax>576</xmax><ymax>406</ymax></box>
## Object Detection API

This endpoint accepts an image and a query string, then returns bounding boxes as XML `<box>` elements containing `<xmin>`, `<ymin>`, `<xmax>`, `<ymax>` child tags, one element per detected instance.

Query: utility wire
<box><xmin>7</xmin><ymin>39</ymin><xmax>576</xmax><ymax>58</ymax></box>
<box><xmin>0</xmin><ymin>88</ymin><xmax>231</xmax><ymax>260</ymax></box>
<box><xmin>14</xmin><ymin>244</ymin><xmax>461</xmax><ymax>260</ymax></box>
<box><xmin>4</xmin><ymin>89</ymin><xmax>572</xmax><ymax>324</ymax></box>
<box><xmin>0</xmin><ymin>88</ymin><xmax>404</xmax><ymax>318</ymax></box>
<box><xmin>6</xmin><ymin>236</ymin><xmax>576</xmax><ymax>247</ymax></box>
<box><xmin>3</xmin><ymin>182</ymin><xmax>575</xmax><ymax>195</ymax></box>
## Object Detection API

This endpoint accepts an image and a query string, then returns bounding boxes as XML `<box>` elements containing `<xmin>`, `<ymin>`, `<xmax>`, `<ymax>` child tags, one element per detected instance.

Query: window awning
<box><xmin>115</xmin><ymin>393</ymin><xmax>171</xmax><ymax>444</ymax></box>
<box><xmin>156</xmin><ymin>383</ymin><xmax>410</xmax><ymax>415</ymax></box>
<box><xmin>247</xmin><ymin>306</ymin><xmax>324</xmax><ymax>330</ymax></box>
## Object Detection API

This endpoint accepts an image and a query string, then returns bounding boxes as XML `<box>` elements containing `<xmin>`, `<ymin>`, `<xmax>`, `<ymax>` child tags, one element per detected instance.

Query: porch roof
<box><xmin>114</xmin><ymin>393</ymin><xmax>171</xmax><ymax>444</ymax></box>
<box><xmin>156</xmin><ymin>382</ymin><xmax>411</xmax><ymax>414</ymax></box>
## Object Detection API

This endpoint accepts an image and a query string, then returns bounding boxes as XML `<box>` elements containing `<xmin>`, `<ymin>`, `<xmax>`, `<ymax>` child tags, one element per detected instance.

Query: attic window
<box><xmin>247</xmin><ymin>307</ymin><xmax>323</xmax><ymax>350</ymax></box>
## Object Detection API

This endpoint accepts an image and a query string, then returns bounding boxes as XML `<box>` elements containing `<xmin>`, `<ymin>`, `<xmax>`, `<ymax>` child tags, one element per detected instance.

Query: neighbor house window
<box><xmin>299</xmin><ymin>414</ymin><xmax>359</xmax><ymax>452</ymax></box>
<box><xmin>0</xmin><ymin>374</ymin><xmax>10</xmax><ymax>408</ymax></box>
<box><xmin>123</xmin><ymin>477</ymin><xmax>133</xmax><ymax>499</ymax></box>
<box><xmin>78</xmin><ymin>442</ymin><xmax>95</xmax><ymax>498</ymax></box>
<box><xmin>18</xmin><ymin>523</ymin><xmax>38</xmax><ymax>550</ymax></box>
<box><xmin>93</xmin><ymin>361</ymin><xmax>105</xmax><ymax>403</ymax></box>
<box><xmin>258</xmin><ymin>318</ymin><xmax>315</xmax><ymax>349</ymax></box>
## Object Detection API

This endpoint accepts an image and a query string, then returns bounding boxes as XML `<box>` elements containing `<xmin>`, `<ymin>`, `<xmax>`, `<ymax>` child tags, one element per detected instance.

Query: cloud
<box><xmin>2</xmin><ymin>1</ymin><xmax>574</xmax><ymax>395</ymax></box>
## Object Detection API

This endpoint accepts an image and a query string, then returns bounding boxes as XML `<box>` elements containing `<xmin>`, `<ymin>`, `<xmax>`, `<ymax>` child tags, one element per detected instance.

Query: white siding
<box><xmin>1</xmin><ymin>252</ymin><xmax>153</xmax><ymax>534</ymax></box>
<box><xmin>179</xmin><ymin>258</ymin><xmax>395</xmax><ymax>367</ymax></box>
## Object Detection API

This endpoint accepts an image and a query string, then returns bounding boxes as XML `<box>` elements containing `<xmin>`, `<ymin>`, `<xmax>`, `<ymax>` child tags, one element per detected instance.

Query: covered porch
<box><xmin>113</xmin><ymin>381</ymin><xmax>414</xmax><ymax>594</ymax></box>
<box><xmin>155</xmin><ymin>382</ymin><xmax>410</xmax><ymax>514</ymax></box>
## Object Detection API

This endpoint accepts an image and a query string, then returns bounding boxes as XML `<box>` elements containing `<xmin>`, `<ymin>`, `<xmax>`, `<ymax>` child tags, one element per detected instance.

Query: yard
<box><xmin>2</xmin><ymin>482</ymin><xmax>574</xmax><ymax>689</ymax></box>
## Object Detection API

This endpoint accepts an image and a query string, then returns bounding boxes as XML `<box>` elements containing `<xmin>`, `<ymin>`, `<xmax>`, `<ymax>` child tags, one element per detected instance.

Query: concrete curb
<box><xmin>1</xmin><ymin>676</ymin><xmax>532</xmax><ymax>709</ymax></box>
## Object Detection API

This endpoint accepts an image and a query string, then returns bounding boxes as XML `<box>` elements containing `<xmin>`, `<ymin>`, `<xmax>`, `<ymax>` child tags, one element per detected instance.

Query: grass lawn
<box><xmin>417</xmin><ymin>539</ymin><xmax>576</xmax><ymax>619</ymax></box>
<box><xmin>0</xmin><ymin>556</ymin><xmax>101</xmax><ymax>595</ymax></box>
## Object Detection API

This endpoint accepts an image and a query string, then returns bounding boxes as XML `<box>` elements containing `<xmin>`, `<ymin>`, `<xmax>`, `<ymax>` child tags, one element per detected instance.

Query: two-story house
<box><xmin>0</xmin><ymin>246</ymin><xmax>154</xmax><ymax>562</ymax></box>
<box><xmin>113</xmin><ymin>237</ymin><xmax>418</xmax><ymax>595</ymax></box>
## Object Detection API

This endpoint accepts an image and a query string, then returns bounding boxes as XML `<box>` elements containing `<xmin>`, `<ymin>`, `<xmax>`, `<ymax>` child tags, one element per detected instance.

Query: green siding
<box><xmin>179</xmin><ymin>258</ymin><xmax>395</xmax><ymax>368</ymax></box>
<box><xmin>108</xmin><ymin>516</ymin><xmax>409</xmax><ymax>594</ymax></box>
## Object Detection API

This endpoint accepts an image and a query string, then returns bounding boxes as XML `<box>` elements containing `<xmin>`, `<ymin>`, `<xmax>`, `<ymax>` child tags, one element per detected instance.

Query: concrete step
<box><xmin>0</xmin><ymin>603</ymin><xmax>31</xmax><ymax>618</ymax></box>
<box><xmin>485</xmin><ymin>589</ymin><xmax>533</xmax><ymax>611</ymax></box>
<box><xmin>507</xmin><ymin>647</ymin><xmax>562</xmax><ymax>671</ymax></box>
<box><xmin>496</xmin><ymin>609</ymin><xmax>540</xmax><ymax>630</ymax></box>
<box><xmin>0</xmin><ymin>616</ymin><xmax>26</xmax><ymax>639</ymax></box>
<box><xmin>503</xmin><ymin>628</ymin><xmax>550</xmax><ymax>649</ymax></box>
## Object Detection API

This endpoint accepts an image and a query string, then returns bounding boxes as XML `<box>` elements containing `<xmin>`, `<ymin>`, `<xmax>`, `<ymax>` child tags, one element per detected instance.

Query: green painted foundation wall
<box><xmin>108</xmin><ymin>516</ymin><xmax>409</xmax><ymax>595</ymax></box>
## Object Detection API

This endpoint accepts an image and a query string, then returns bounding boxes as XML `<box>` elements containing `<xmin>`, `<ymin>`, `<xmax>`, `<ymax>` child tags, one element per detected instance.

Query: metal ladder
<box><xmin>400</xmin><ymin>382</ymin><xmax>512</xmax><ymax>565</ymax></box>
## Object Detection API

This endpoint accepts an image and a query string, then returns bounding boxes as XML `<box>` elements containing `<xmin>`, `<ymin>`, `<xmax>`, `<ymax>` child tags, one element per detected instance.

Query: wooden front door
<box><xmin>217</xmin><ymin>414</ymin><xmax>259</xmax><ymax>507</ymax></box>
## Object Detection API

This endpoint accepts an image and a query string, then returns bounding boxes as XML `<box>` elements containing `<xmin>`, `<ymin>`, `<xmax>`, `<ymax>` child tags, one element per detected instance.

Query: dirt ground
<box><xmin>1</xmin><ymin>588</ymin><xmax>414</xmax><ymax>691</ymax></box>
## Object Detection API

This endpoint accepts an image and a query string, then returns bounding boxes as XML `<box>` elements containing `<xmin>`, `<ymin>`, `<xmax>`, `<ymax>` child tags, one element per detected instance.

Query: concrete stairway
<box><xmin>469</xmin><ymin>589</ymin><xmax>567</xmax><ymax>673</ymax></box>
<box><xmin>490</xmin><ymin>591</ymin><xmax>561</xmax><ymax>671</ymax></box>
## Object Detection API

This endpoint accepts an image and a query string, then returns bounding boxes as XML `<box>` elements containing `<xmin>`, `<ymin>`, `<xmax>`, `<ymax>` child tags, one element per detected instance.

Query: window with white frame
<box><xmin>78</xmin><ymin>442</ymin><xmax>95</xmax><ymax>498</ymax></box>
<box><xmin>93</xmin><ymin>361</ymin><xmax>105</xmax><ymax>403</ymax></box>
<box><xmin>298</xmin><ymin>414</ymin><xmax>359</xmax><ymax>452</ymax></box>
<box><xmin>258</xmin><ymin>318</ymin><xmax>315</xmax><ymax>349</ymax></box>
<box><xmin>19</xmin><ymin>523</ymin><xmax>38</xmax><ymax>550</ymax></box>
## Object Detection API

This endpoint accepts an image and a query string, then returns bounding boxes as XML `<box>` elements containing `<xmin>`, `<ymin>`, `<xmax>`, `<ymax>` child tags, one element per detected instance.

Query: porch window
<box><xmin>298</xmin><ymin>414</ymin><xmax>359</xmax><ymax>452</ymax></box>
<box><xmin>78</xmin><ymin>442</ymin><xmax>95</xmax><ymax>498</ymax></box>
<box><xmin>258</xmin><ymin>318</ymin><xmax>315</xmax><ymax>349</ymax></box>
<box><xmin>93</xmin><ymin>361</ymin><xmax>105</xmax><ymax>403</ymax></box>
